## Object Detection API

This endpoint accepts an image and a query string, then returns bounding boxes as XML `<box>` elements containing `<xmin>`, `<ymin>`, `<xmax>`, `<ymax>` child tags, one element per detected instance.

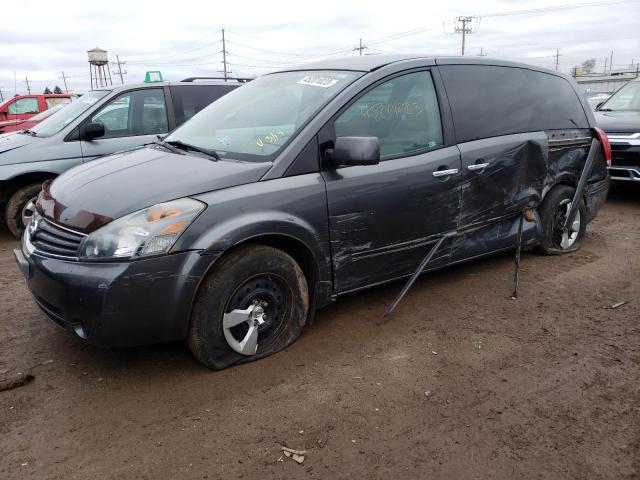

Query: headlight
<box><xmin>80</xmin><ymin>198</ymin><xmax>205</xmax><ymax>260</ymax></box>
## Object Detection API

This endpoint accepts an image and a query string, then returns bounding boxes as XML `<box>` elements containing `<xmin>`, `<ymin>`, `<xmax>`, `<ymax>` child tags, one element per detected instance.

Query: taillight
<box><xmin>593</xmin><ymin>127</ymin><xmax>611</xmax><ymax>167</ymax></box>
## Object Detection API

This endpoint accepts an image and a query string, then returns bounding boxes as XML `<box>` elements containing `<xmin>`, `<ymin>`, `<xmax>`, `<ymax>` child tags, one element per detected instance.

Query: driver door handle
<box><xmin>432</xmin><ymin>168</ymin><xmax>459</xmax><ymax>178</ymax></box>
<box><xmin>467</xmin><ymin>162</ymin><xmax>490</xmax><ymax>171</ymax></box>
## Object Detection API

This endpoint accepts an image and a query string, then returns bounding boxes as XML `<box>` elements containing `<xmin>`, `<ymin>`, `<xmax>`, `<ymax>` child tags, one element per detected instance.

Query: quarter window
<box><xmin>439</xmin><ymin>65</ymin><xmax>589</xmax><ymax>143</ymax></box>
<box><xmin>8</xmin><ymin>98</ymin><xmax>39</xmax><ymax>115</ymax></box>
<box><xmin>334</xmin><ymin>71</ymin><xmax>443</xmax><ymax>159</ymax></box>
<box><xmin>89</xmin><ymin>88</ymin><xmax>168</xmax><ymax>139</ymax></box>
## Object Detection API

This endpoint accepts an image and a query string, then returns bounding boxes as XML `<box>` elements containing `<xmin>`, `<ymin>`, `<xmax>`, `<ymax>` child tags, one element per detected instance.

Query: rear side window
<box><xmin>170</xmin><ymin>85</ymin><xmax>237</xmax><ymax>126</ymax></box>
<box><xmin>439</xmin><ymin>65</ymin><xmax>589</xmax><ymax>143</ymax></box>
<box><xmin>8</xmin><ymin>98</ymin><xmax>39</xmax><ymax>114</ymax></box>
<box><xmin>334</xmin><ymin>71</ymin><xmax>443</xmax><ymax>159</ymax></box>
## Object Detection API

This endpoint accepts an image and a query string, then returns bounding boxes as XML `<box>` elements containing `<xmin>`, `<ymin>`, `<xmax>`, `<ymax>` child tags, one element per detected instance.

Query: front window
<box><xmin>89</xmin><ymin>88</ymin><xmax>168</xmax><ymax>138</ymax></box>
<box><xmin>31</xmin><ymin>90</ymin><xmax>110</xmax><ymax>137</ymax></box>
<box><xmin>165</xmin><ymin>70</ymin><xmax>361</xmax><ymax>161</ymax></box>
<box><xmin>334</xmin><ymin>71</ymin><xmax>443</xmax><ymax>159</ymax></box>
<box><xmin>8</xmin><ymin>98</ymin><xmax>39</xmax><ymax>115</ymax></box>
<box><xmin>599</xmin><ymin>81</ymin><xmax>640</xmax><ymax>111</ymax></box>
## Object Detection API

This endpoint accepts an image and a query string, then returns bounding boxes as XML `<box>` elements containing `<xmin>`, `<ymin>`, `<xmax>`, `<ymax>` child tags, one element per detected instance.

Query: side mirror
<box><xmin>82</xmin><ymin>122</ymin><xmax>105</xmax><ymax>141</ymax></box>
<box><xmin>327</xmin><ymin>136</ymin><xmax>380</xmax><ymax>167</ymax></box>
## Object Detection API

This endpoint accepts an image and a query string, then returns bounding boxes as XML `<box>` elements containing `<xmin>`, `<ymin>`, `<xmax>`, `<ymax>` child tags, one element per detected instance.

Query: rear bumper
<box><xmin>584</xmin><ymin>176</ymin><xmax>610</xmax><ymax>223</ymax></box>
<box><xmin>608</xmin><ymin>143</ymin><xmax>640</xmax><ymax>182</ymax></box>
<box><xmin>15</xmin><ymin>244</ymin><xmax>219</xmax><ymax>347</ymax></box>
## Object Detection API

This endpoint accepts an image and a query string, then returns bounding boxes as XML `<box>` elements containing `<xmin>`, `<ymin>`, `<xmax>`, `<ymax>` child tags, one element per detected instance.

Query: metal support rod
<box><xmin>511</xmin><ymin>212</ymin><xmax>525</xmax><ymax>299</ymax></box>
<box><xmin>380</xmin><ymin>233</ymin><xmax>454</xmax><ymax>322</ymax></box>
<box><xmin>563</xmin><ymin>138</ymin><xmax>599</xmax><ymax>232</ymax></box>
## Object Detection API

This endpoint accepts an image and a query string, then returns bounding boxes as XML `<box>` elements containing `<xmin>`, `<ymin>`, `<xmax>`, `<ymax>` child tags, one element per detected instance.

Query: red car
<box><xmin>0</xmin><ymin>93</ymin><xmax>77</xmax><ymax>124</ymax></box>
<box><xmin>0</xmin><ymin>104</ymin><xmax>67</xmax><ymax>135</ymax></box>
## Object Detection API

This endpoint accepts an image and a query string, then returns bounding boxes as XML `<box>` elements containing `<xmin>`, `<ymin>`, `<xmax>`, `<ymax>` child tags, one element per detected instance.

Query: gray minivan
<box><xmin>0</xmin><ymin>79</ymin><xmax>240</xmax><ymax>237</ymax></box>
<box><xmin>15</xmin><ymin>56</ymin><xmax>610</xmax><ymax>370</ymax></box>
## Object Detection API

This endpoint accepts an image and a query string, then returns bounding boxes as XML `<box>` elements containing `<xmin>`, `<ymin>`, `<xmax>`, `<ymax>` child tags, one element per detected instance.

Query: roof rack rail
<box><xmin>180</xmin><ymin>77</ymin><xmax>253</xmax><ymax>83</ymax></box>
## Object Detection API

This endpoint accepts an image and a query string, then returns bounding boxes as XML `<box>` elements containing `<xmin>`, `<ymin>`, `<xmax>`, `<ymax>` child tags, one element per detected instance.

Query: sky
<box><xmin>0</xmin><ymin>0</ymin><xmax>639</xmax><ymax>97</ymax></box>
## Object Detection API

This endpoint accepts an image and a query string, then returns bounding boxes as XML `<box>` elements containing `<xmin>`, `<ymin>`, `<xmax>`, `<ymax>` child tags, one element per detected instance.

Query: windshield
<box><xmin>31</xmin><ymin>90</ymin><xmax>110</xmax><ymax>137</ymax></box>
<box><xmin>165</xmin><ymin>70</ymin><xmax>361</xmax><ymax>161</ymax></box>
<box><xmin>599</xmin><ymin>81</ymin><xmax>640</xmax><ymax>111</ymax></box>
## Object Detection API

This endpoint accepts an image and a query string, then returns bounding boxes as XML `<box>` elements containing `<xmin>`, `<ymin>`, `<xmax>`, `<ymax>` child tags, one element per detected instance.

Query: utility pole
<box><xmin>60</xmin><ymin>71</ymin><xmax>70</xmax><ymax>92</ymax></box>
<box><xmin>0</xmin><ymin>88</ymin><xmax>4</xmax><ymax>102</ymax></box>
<box><xmin>221</xmin><ymin>28</ymin><xmax>228</xmax><ymax>81</ymax></box>
<box><xmin>554</xmin><ymin>49</ymin><xmax>560</xmax><ymax>71</ymax></box>
<box><xmin>454</xmin><ymin>16</ymin><xmax>477</xmax><ymax>56</ymax></box>
<box><xmin>477</xmin><ymin>47</ymin><xmax>487</xmax><ymax>56</ymax></box>
<box><xmin>354</xmin><ymin>38</ymin><xmax>367</xmax><ymax>56</ymax></box>
<box><xmin>115</xmin><ymin>56</ymin><xmax>125</xmax><ymax>84</ymax></box>
<box><xmin>604</xmin><ymin>57</ymin><xmax>608</xmax><ymax>73</ymax></box>
<box><xmin>25</xmin><ymin>77</ymin><xmax>31</xmax><ymax>94</ymax></box>
<box><xmin>609</xmin><ymin>50</ymin><xmax>614</xmax><ymax>73</ymax></box>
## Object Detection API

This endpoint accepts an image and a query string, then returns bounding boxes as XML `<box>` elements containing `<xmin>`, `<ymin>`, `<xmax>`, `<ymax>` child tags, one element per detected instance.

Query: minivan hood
<box><xmin>593</xmin><ymin>110</ymin><xmax>640</xmax><ymax>134</ymax></box>
<box><xmin>41</xmin><ymin>145</ymin><xmax>272</xmax><ymax>233</ymax></box>
<box><xmin>0</xmin><ymin>131</ymin><xmax>36</xmax><ymax>155</ymax></box>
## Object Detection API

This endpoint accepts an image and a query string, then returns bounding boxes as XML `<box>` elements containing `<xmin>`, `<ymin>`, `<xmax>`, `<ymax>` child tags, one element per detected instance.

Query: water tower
<box><xmin>88</xmin><ymin>47</ymin><xmax>113</xmax><ymax>89</ymax></box>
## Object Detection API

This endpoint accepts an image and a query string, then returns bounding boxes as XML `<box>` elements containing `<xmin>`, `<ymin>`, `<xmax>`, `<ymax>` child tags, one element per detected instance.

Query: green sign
<box><xmin>144</xmin><ymin>71</ymin><xmax>164</xmax><ymax>83</ymax></box>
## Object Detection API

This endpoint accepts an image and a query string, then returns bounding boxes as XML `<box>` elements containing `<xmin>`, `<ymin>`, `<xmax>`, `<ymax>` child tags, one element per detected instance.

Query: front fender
<box><xmin>0</xmin><ymin>157</ymin><xmax>82</xmax><ymax>182</ymax></box>
<box><xmin>174</xmin><ymin>174</ymin><xmax>333</xmax><ymax>292</ymax></box>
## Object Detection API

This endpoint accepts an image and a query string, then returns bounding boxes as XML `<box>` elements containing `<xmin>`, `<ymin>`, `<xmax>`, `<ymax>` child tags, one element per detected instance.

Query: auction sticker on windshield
<box><xmin>297</xmin><ymin>75</ymin><xmax>339</xmax><ymax>88</ymax></box>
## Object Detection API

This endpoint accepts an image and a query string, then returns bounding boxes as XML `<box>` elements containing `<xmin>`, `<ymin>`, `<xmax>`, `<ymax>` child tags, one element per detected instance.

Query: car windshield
<box><xmin>599</xmin><ymin>81</ymin><xmax>640</xmax><ymax>111</ymax></box>
<box><xmin>165</xmin><ymin>70</ymin><xmax>361</xmax><ymax>161</ymax></box>
<box><xmin>31</xmin><ymin>90</ymin><xmax>110</xmax><ymax>137</ymax></box>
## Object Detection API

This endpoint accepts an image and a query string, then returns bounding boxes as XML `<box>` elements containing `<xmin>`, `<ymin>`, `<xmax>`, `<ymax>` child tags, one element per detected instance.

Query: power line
<box><xmin>476</xmin><ymin>0</ymin><xmax>636</xmax><ymax>18</ymax></box>
<box><xmin>125</xmin><ymin>40</ymin><xmax>222</xmax><ymax>63</ymax></box>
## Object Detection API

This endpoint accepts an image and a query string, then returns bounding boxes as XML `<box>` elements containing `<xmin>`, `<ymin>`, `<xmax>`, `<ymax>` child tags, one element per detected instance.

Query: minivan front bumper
<box><xmin>14</xmin><ymin>241</ymin><xmax>219</xmax><ymax>347</ymax></box>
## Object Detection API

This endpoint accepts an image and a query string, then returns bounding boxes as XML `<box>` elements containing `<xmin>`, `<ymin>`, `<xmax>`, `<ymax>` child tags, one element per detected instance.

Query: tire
<box><xmin>5</xmin><ymin>183</ymin><xmax>43</xmax><ymax>239</ymax></box>
<box><xmin>537</xmin><ymin>185</ymin><xmax>587</xmax><ymax>255</ymax></box>
<box><xmin>188</xmin><ymin>244</ymin><xmax>309</xmax><ymax>370</ymax></box>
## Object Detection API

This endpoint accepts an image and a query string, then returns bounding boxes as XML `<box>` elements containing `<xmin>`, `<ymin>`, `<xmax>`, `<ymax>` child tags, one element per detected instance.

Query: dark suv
<box><xmin>593</xmin><ymin>79</ymin><xmax>640</xmax><ymax>182</ymax></box>
<box><xmin>14</xmin><ymin>56</ymin><xmax>610</xmax><ymax>370</ymax></box>
<box><xmin>0</xmin><ymin>78</ymin><xmax>242</xmax><ymax>238</ymax></box>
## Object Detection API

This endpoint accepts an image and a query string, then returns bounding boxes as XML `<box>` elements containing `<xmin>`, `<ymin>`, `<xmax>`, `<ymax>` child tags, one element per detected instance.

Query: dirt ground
<box><xmin>0</xmin><ymin>186</ymin><xmax>638</xmax><ymax>480</ymax></box>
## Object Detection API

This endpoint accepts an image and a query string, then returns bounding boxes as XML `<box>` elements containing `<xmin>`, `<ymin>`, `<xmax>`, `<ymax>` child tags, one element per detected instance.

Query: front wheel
<box><xmin>537</xmin><ymin>185</ymin><xmax>587</xmax><ymax>255</ymax></box>
<box><xmin>5</xmin><ymin>183</ymin><xmax>43</xmax><ymax>239</ymax></box>
<box><xmin>188</xmin><ymin>244</ymin><xmax>309</xmax><ymax>370</ymax></box>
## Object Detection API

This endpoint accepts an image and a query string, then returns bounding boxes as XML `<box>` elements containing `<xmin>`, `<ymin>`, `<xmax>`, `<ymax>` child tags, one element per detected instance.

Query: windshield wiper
<box><xmin>166</xmin><ymin>140</ymin><xmax>220</xmax><ymax>161</ymax></box>
<box><xmin>19</xmin><ymin>129</ymin><xmax>37</xmax><ymax>136</ymax></box>
<box><xmin>597</xmin><ymin>108</ymin><xmax>614</xmax><ymax>111</ymax></box>
<box><xmin>153</xmin><ymin>138</ymin><xmax>184</xmax><ymax>155</ymax></box>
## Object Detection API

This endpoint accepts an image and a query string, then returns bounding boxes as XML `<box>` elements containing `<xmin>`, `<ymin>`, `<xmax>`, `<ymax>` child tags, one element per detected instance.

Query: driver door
<box><xmin>322</xmin><ymin>70</ymin><xmax>462</xmax><ymax>293</ymax></box>
<box><xmin>80</xmin><ymin>88</ymin><xmax>169</xmax><ymax>162</ymax></box>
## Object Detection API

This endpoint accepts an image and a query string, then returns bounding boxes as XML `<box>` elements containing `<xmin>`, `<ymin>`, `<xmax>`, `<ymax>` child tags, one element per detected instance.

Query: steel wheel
<box><xmin>222</xmin><ymin>274</ymin><xmax>289</xmax><ymax>356</ymax></box>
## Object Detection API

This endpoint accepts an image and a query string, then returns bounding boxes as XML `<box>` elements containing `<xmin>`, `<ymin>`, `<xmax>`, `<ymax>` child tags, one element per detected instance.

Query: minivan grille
<box><xmin>30</xmin><ymin>218</ymin><xmax>85</xmax><ymax>258</ymax></box>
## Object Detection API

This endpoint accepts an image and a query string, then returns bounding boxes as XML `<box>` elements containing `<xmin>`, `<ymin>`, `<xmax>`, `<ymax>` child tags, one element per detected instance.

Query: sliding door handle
<box><xmin>432</xmin><ymin>168</ymin><xmax>459</xmax><ymax>178</ymax></box>
<box><xmin>467</xmin><ymin>162</ymin><xmax>490</xmax><ymax>171</ymax></box>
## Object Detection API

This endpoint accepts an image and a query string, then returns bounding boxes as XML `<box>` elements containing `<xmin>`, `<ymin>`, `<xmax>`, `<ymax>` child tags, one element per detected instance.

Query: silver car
<box><xmin>0</xmin><ymin>79</ymin><xmax>241</xmax><ymax>237</ymax></box>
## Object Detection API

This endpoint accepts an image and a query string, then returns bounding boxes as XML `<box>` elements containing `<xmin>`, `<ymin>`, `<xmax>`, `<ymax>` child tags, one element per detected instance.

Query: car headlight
<box><xmin>80</xmin><ymin>198</ymin><xmax>205</xmax><ymax>260</ymax></box>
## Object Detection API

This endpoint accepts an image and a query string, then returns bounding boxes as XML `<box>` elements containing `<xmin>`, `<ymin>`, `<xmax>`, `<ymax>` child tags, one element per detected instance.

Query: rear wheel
<box><xmin>5</xmin><ymin>183</ymin><xmax>43</xmax><ymax>239</ymax></box>
<box><xmin>188</xmin><ymin>244</ymin><xmax>309</xmax><ymax>370</ymax></box>
<box><xmin>537</xmin><ymin>185</ymin><xmax>587</xmax><ymax>255</ymax></box>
